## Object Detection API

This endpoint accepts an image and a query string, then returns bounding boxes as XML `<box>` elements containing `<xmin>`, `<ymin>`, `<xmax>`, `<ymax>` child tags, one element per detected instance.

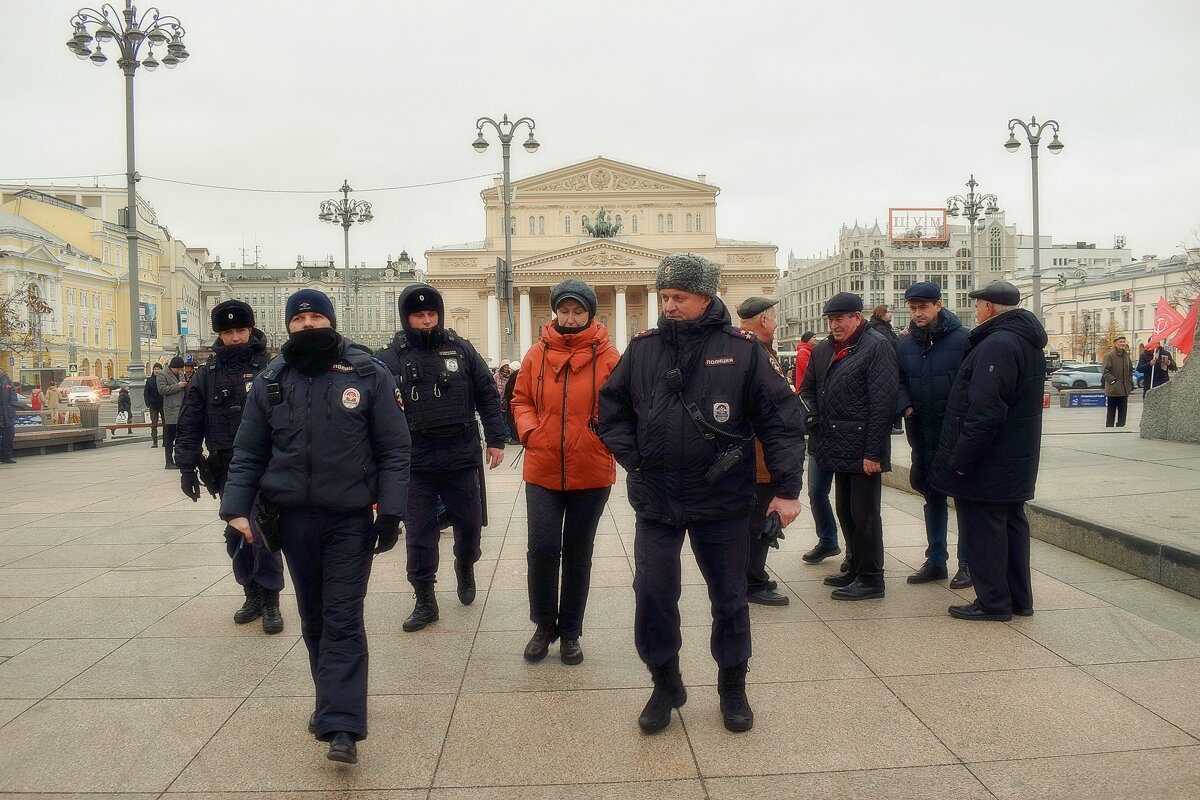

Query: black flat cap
<box><xmin>823</xmin><ymin>292</ymin><xmax>864</xmax><ymax>315</ymax></box>
<box><xmin>904</xmin><ymin>282</ymin><xmax>941</xmax><ymax>302</ymax></box>
<box><xmin>736</xmin><ymin>296</ymin><xmax>779</xmax><ymax>319</ymax></box>
<box><xmin>969</xmin><ymin>279</ymin><xmax>1020</xmax><ymax>305</ymax></box>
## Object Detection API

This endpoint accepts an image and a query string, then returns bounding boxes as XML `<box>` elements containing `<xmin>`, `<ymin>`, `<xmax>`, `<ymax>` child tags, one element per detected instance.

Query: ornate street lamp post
<box><xmin>1005</xmin><ymin>116</ymin><xmax>1065</xmax><ymax>322</ymax></box>
<box><xmin>66</xmin><ymin>1</ymin><xmax>189</xmax><ymax>396</ymax></box>
<box><xmin>473</xmin><ymin>114</ymin><xmax>539</xmax><ymax>362</ymax></box>
<box><xmin>318</xmin><ymin>179</ymin><xmax>374</xmax><ymax>328</ymax></box>
<box><xmin>946</xmin><ymin>174</ymin><xmax>1000</xmax><ymax>292</ymax></box>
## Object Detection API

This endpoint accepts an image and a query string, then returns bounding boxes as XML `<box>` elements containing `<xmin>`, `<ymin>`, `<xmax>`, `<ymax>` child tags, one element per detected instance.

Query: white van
<box><xmin>60</xmin><ymin>375</ymin><xmax>102</xmax><ymax>405</ymax></box>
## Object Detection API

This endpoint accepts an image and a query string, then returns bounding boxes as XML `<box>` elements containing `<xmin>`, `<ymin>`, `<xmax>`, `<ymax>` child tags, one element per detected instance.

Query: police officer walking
<box><xmin>599</xmin><ymin>254</ymin><xmax>805</xmax><ymax>735</ymax></box>
<box><xmin>220</xmin><ymin>289</ymin><xmax>411</xmax><ymax>765</ymax></box>
<box><xmin>174</xmin><ymin>299</ymin><xmax>285</xmax><ymax>633</ymax></box>
<box><xmin>0</xmin><ymin>368</ymin><xmax>17</xmax><ymax>464</ymax></box>
<box><xmin>375</xmin><ymin>284</ymin><xmax>505</xmax><ymax>633</ymax></box>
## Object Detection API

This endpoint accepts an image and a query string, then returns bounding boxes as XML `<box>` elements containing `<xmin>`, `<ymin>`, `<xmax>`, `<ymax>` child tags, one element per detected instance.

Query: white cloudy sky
<box><xmin>5</xmin><ymin>0</ymin><xmax>1198</xmax><ymax>269</ymax></box>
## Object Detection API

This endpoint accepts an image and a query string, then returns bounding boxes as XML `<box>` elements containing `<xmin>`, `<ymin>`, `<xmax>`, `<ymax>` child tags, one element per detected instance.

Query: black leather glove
<box><xmin>180</xmin><ymin>470</ymin><xmax>201</xmax><ymax>502</ymax></box>
<box><xmin>373</xmin><ymin>514</ymin><xmax>402</xmax><ymax>554</ymax></box>
<box><xmin>760</xmin><ymin>510</ymin><xmax>786</xmax><ymax>550</ymax></box>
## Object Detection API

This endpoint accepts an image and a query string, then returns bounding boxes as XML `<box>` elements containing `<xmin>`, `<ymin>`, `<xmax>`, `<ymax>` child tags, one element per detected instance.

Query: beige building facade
<box><xmin>425</xmin><ymin>157</ymin><xmax>780</xmax><ymax>365</ymax></box>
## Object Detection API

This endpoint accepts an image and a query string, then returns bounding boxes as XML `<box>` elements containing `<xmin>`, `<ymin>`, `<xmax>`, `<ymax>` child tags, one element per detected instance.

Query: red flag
<box><xmin>1168</xmin><ymin>295</ymin><xmax>1199</xmax><ymax>355</ymax></box>
<box><xmin>1146</xmin><ymin>297</ymin><xmax>1185</xmax><ymax>349</ymax></box>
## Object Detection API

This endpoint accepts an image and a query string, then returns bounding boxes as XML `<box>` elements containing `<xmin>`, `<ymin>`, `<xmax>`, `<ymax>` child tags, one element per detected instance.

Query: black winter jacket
<box><xmin>598</xmin><ymin>298</ymin><xmax>804</xmax><ymax>525</ymax></box>
<box><xmin>220</xmin><ymin>336</ymin><xmax>411</xmax><ymax>519</ymax></box>
<box><xmin>867</xmin><ymin>317</ymin><xmax>898</xmax><ymax>345</ymax></box>
<box><xmin>930</xmin><ymin>309</ymin><xmax>1047</xmax><ymax>504</ymax></box>
<box><xmin>799</xmin><ymin>323</ymin><xmax>899</xmax><ymax>474</ymax></box>
<box><xmin>174</xmin><ymin>331</ymin><xmax>271</xmax><ymax>471</ymax></box>
<box><xmin>143</xmin><ymin>373</ymin><xmax>163</xmax><ymax>411</ymax></box>
<box><xmin>896</xmin><ymin>309</ymin><xmax>969</xmax><ymax>491</ymax></box>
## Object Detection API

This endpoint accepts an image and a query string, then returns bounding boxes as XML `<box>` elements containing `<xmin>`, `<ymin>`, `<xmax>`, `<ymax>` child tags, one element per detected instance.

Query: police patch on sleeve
<box><xmin>341</xmin><ymin>387</ymin><xmax>361</xmax><ymax>410</ymax></box>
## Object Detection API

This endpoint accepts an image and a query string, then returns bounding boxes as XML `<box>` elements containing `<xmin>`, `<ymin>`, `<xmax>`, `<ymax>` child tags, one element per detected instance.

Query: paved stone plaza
<box><xmin>1</xmin><ymin>441</ymin><xmax>1199</xmax><ymax>798</ymax></box>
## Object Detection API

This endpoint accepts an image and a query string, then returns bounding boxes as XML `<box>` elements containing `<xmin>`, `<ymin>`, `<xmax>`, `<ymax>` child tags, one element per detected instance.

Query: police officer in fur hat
<box><xmin>599</xmin><ymin>253</ymin><xmax>805</xmax><ymax>735</ymax></box>
<box><xmin>175</xmin><ymin>299</ymin><xmax>285</xmax><ymax>633</ymax></box>
<box><xmin>221</xmin><ymin>288</ymin><xmax>411</xmax><ymax>765</ymax></box>
<box><xmin>375</xmin><ymin>284</ymin><xmax>506</xmax><ymax>633</ymax></box>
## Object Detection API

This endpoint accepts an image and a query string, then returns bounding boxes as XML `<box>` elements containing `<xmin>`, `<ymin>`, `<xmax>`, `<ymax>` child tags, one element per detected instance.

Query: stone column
<box><xmin>615</xmin><ymin>285</ymin><xmax>628</xmax><ymax>352</ymax></box>
<box><xmin>486</xmin><ymin>290</ymin><xmax>500</xmax><ymax>367</ymax></box>
<box><xmin>519</xmin><ymin>287</ymin><xmax>533</xmax><ymax>360</ymax></box>
<box><xmin>647</xmin><ymin>288</ymin><xmax>658</xmax><ymax>328</ymax></box>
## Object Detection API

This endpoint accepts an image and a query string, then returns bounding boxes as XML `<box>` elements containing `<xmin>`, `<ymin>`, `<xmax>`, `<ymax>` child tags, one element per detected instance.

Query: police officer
<box><xmin>174</xmin><ymin>299</ymin><xmax>285</xmax><ymax>633</ymax></box>
<box><xmin>375</xmin><ymin>284</ymin><xmax>505</xmax><ymax>633</ymax></box>
<box><xmin>599</xmin><ymin>254</ymin><xmax>805</xmax><ymax>735</ymax></box>
<box><xmin>220</xmin><ymin>289</ymin><xmax>411</xmax><ymax>765</ymax></box>
<box><xmin>0</xmin><ymin>367</ymin><xmax>17</xmax><ymax>464</ymax></box>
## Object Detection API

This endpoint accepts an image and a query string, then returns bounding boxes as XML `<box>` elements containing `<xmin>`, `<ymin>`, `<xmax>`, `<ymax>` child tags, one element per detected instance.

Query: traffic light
<box><xmin>1122</xmin><ymin>289</ymin><xmax>1133</xmax><ymax>302</ymax></box>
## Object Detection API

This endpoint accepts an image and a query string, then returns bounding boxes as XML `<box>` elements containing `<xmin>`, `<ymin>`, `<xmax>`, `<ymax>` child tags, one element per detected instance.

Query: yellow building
<box><xmin>426</xmin><ymin>157</ymin><xmax>781</xmax><ymax>365</ymax></box>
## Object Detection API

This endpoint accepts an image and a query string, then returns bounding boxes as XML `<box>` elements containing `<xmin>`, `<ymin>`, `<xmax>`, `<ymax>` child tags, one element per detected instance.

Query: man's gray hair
<box><xmin>990</xmin><ymin>303</ymin><xmax>1019</xmax><ymax>314</ymax></box>
<box><xmin>747</xmin><ymin>306</ymin><xmax>778</xmax><ymax>324</ymax></box>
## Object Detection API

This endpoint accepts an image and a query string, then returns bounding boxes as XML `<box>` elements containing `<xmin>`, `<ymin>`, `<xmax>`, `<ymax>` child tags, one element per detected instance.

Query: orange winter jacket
<box><xmin>511</xmin><ymin>321</ymin><xmax>620</xmax><ymax>491</ymax></box>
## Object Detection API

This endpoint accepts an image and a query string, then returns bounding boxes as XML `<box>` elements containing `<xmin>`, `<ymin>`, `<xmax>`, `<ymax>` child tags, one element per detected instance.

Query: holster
<box><xmin>255</xmin><ymin>496</ymin><xmax>283</xmax><ymax>553</ymax></box>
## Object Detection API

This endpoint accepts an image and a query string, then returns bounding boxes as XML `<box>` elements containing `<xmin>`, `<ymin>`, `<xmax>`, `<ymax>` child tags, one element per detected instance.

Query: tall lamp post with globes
<box><xmin>1005</xmin><ymin>116</ymin><xmax>1064</xmax><ymax>322</ymax></box>
<box><xmin>65</xmin><ymin>0</ymin><xmax>189</xmax><ymax>402</ymax></box>
<box><xmin>473</xmin><ymin>114</ymin><xmax>539</xmax><ymax>363</ymax></box>
<box><xmin>319</xmin><ymin>179</ymin><xmax>374</xmax><ymax>329</ymax></box>
<box><xmin>946</xmin><ymin>174</ymin><xmax>1000</xmax><ymax>295</ymax></box>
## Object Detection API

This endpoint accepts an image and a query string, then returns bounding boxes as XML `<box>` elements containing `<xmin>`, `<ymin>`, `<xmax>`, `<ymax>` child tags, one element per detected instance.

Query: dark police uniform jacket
<box><xmin>598</xmin><ymin>298</ymin><xmax>804</xmax><ymax>526</ymax></box>
<box><xmin>174</xmin><ymin>330</ymin><xmax>271</xmax><ymax>472</ymax></box>
<box><xmin>376</xmin><ymin>329</ymin><xmax>504</xmax><ymax>473</ymax></box>
<box><xmin>219</xmin><ymin>338</ymin><xmax>412</xmax><ymax>519</ymax></box>
<box><xmin>930</xmin><ymin>309</ymin><xmax>1047</xmax><ymax>504</ymax></box>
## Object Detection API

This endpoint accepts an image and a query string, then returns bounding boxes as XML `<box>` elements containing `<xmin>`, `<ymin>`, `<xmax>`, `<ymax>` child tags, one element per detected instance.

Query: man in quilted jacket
<box><xmin>799</xmin><ymin>292</ymin><xmax>899</xmax><ymax>600</ymax></box>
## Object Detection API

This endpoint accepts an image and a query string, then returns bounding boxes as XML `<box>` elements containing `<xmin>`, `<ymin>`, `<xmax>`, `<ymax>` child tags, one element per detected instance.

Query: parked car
<box><xmin>59</xmin><ymin>375</ymin><xmax>102</xmax><ymax>404</ymax></box>
<box><xmin>1051</xmin><ymin>363</ymin><xmax>1104</xmax><ymax>390</ymax></box>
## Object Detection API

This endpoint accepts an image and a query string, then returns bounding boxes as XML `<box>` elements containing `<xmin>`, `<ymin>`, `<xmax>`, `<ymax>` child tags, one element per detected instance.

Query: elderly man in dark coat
<box><xmin>799</xmin><ymin>292</ymin><xmax>899</xmax><ymax>600</ymax></box>
<box><xmin>896</xmin><ymin>282</ymin><xmax>972</xmax><ymax>589</ymax></box>
<box><xmin>931</xmin><ymin>280</ymin><xmax>1048</xmax><ymax>621</ymax></box>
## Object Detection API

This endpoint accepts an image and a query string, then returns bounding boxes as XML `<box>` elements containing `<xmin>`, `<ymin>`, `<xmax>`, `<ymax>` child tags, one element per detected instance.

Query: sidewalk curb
<box><xmin>882</xmin><ymin>465</ymin><xmax>1200</xmax><ymax>600</ymax></box>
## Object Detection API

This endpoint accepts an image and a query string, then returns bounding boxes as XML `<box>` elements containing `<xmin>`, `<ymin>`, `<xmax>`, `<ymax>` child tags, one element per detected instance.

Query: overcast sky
<box><xmin>5</xmin><ymin>1</ymin><xmax>1198</xmax><ymax>271</ymax></box>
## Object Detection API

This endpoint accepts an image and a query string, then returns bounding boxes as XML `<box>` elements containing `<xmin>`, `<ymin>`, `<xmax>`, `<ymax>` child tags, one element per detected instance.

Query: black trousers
<box><xmin>406</xmin><ymin>467</ymin><xmax>482</xmax><ymax>584</ymax></box>
<box><xmin>1105</xmin><ymin>396</ymin><xmax>1128</xmax><ymax>427</ymax></box>
<box><xmin>746</xmin><ymin>483</ymin><xmax>777</xmax><ymax>592</ymax></box>
<box><xmin>148</xmin><ymin>407</ymin><xmax>162</xmax><ymax>444</ymax></box>
<box><xmin>163</xmin><ymin>422</ymin><xmax>177</xmax><ymax>465</ymax></box>
<box><xmin>834</xmin><ymin>472</ymin><xmax>885</xmax><ymax>585</ymax></box>
<box><xmin>525</xmin><ymin>483</ymin><xmax>611</xmax><ymax>638</ymax></box>
<box><xmin>634</xmin><ymin>514</ymin><xmax>751</xmax><ymax>669</ymax></box>
<box><xmin>955</xmin><ymin>499</ymin><xmax>1033</xmax><ymax>615</ymax></box>
<box><xmin>279</xmin><ymin>506</ymin><xmax>374</xmax><ymax>741</ymax></box>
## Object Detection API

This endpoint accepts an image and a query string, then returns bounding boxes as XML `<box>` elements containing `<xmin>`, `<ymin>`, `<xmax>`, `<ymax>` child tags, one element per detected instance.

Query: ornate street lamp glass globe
<box><xmin>472</xmin><ymin>132</ymin><xmax>489</xmax><ymax>153</ymax></box>
<box><xmin>986</xmin><ymin>202</ymin><xmax>999</xmax><ymax>215</ymax></box>
<box><xmin>126</xmin><ymin>28</ymin><xmax>145</xmax><ymax>46</ymax></box>
<box><xmin>1047</xmin><ymin>134</ymin><xmax>1064</xmax><ymax>154</ymax></box>
<box><xmin>72</xmin><ymin>27</ymin><xmax>93</xmax><ymax>47</ymax></box>
<box><xmin>523</xmin><ymin>132</ymin><xmax>540</xmax><ymax>153</ymax></box>
<box><xmin>95</xmin><ymin>24</ymin><xmax>116</xmax><ymax>42</ymax></box>
<box><xmin>1004</xmin><ymin>132</ymin><xmax>1021</xmax><ymax>152</ymax></box>
<box><xmin>177</xmin><ymin>48</ymin><xmax>189</xmax><ymax>61</ymax></box>
<box><xmin>161</xmin><ymin>54</ymin><xmax>178</xmax><ymax>68</ymax></box>
<box><xmin>143</xmin><ymin>52</ymin><xmax>159</xmax><ymax>70</ymax></box>
<box><xmin>90</xmin><ymin>48</ymin><xmax>108</xmax><ymax>65</ymax></box>
<box><xmin>947</xmin><ymin>203</ymin><xmax>959</xmax><ymax>217</ymax></box>
<box><xmin>147</xmin><ymin>29</ymin><xmax>169</xmax><ymax>45</ymax></box>
<box><xmin>66</xmin><ymin>38</ymin><xmax>82</xmax><ymax>53</ymax></box>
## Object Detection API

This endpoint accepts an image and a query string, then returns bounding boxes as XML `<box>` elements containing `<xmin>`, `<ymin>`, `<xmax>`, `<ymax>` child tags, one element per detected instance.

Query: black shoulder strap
<box><xmin>258</xmin><ymin>354</ymin><xmax>289</xmax><ymax>382</ymax></box>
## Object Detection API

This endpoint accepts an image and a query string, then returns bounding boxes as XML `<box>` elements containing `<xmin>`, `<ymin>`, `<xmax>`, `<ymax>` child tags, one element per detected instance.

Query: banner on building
<box><xmin>138</xmin><ymin>301</ymin><xmax>158</xmax><ymax>338</ymax></box>
<box><xmin>888</xmin><ymin>208</ymin><xmax>948</xmax><ymax>243</ymax></box>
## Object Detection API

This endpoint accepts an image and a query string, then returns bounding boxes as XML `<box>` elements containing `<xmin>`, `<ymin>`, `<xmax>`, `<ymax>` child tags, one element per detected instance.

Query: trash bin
<box><xmin>76</xmin><ymin>401</ymin><xmax>100</xmax><ymax>430</ymax></box>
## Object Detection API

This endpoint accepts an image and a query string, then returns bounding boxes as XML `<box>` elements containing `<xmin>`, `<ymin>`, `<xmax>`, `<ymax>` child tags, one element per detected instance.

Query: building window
<box><xmin>103</xmin><ymin>243</ymin><xmax>110</xmax><ymax>262</ymax></box>
<box><xmin>850</xmin><ymin>277</ymin><xmax>864</xmax><ymax>292</ymax></box>
<box><xmin>107</xmin><ymin>326</ymin><xmax>114</xmax><ymax>347</ymax></box>
<box><xmin>658</xmin><ymin>214</ymin><xmax>665</xmax><ymax>233</ymax></box>
<box><xmin>538</xmin><ymin>216</ymin><xmax>545</xmax><ymax>235</ymax></box>
<box><xmin>564</xmin><ymin>216</ymin><xmax>571</xmax><ymax>235</ymax></box>
<box><xmin>529</xmin><ymin>216</ymin><xmax>536</xmax><ymax>235</ymax></box>
<box><xmin>924</xmin><ymin>260</ymin><xmax>948</xmax><ymax>271</ymax></box>
<box><xmin>667</xmin><ymin>214</ymin><xmax>674</xmax><ymax>233</ymax></box>
<box><xmin>869</xmin><ymin>248</ymin><xmax>885</xmax><ymax>272</ymax></box>
<box><xmin>849</xmin><ymin>249</ymin><xmax>864</xmax><ymax>272</ymax></box>
<box><xmin>632</xmin><ymin>214</ymin><xmax>638</xmax><ymax>233</ymax></box>
<box><xmin>686</xmin><ymin>214</ymin><xmax>693</xmax><ymax>233</ymax></box>
<box><xmin>989</xmin><ymin>227</ymin><xmax>1003</xmax><ymax>271</ymax></box>
<box><xmin>695</xmin><ymin>213</ymin><xmax>702</xmax><ymax>233</ymax></box>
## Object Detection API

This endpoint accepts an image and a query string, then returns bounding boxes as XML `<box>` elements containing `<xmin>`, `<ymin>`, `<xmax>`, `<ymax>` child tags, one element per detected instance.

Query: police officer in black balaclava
<box><xmin>376</xmin><ymin>284</ymin><xmax>506</xmax><ymax>633</ymax></box>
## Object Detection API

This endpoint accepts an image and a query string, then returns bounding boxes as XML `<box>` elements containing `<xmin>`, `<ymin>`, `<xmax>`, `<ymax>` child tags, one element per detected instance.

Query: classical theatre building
<box><xmin>425</xmin><ymin>157</ymin><xmax>780</xmax><ymax>364</ymax></box>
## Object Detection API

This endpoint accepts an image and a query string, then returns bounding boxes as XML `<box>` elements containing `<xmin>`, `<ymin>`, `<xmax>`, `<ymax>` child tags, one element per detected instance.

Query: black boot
<box><xmin>717</xmin><ymin>662</ymin><xmax>754</xmax><ymax>733</ymax></box>
<box><xmin>638</xmin><ymin>655</ymin><xmax>687</xmax><ymax>734</ymax></box>
<box><xmin>326</xmin><ymin>732</ymin><xmax>357</xmax><ymax>764</ymax></box>
<box><xmin>523</xmin><ymin>623</ymin><xmax>559</xmax><ymax>662</ymax></box>
<box><xmin>402</xmin><ymin>581</ymin><xmax>439</xmax><ymax>632</ymax></box>
<box><xmin>233</xmin><ymin>583</ymin><xmax>263</xmax><ymax>624</ymax></box>
<box><xmin>454</xmin><ymin>559</ymin><xmax>476</xmax><ymax>606</ymax></box>
<box><xmin>261</xmin><ymin>589</ymin><xmax>284</xmax><ymax>634</ymax></box>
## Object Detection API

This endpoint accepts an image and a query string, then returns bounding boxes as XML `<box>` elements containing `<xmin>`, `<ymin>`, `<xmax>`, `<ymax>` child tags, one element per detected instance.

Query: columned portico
<box><xmin>614</xmin><ymin>286</ymin><xmax>628</xmax><ymax>353</ymax></box>
<box><xmin>518</xmin><ymin>288</ymin><xmax>533</xmax><ymax>358</ymax></box>
<box><xmin>486</xmin><ymin>290</ymin><xmax>500</xmax><ymax>366</ymax></box>
<box><xmin>647</xmin><ymin>289</ymin><xmax>658</xmax><ymax>328</ymax></box>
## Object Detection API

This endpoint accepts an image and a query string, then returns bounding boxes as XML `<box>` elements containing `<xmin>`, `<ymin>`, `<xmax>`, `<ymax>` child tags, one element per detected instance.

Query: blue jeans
<box><xmin>807</xmin><ymin>455</ymin><xmax>839</xmax><ymax>548</ymax></box>
<box><xmin>923</xmin><ymin>490</ymin><xmax>965</xmax><ymax>568</ymax></box>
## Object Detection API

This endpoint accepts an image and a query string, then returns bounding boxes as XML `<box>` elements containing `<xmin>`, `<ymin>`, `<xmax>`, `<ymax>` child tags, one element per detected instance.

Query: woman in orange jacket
<box><xmin>510</xmin><ymin>279</ymin><xmax>620</xmax><ymax>665</ymax></box>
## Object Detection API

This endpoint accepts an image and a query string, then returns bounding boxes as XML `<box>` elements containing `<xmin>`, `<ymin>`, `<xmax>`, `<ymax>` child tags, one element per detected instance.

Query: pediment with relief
<box><xmin>515</xmin><ymin>157</ymin><xmax>715</xmax><ymax>195</ymax></box>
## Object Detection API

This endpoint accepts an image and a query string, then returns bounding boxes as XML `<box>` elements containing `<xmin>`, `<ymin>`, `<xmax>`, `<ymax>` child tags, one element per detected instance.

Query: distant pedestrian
<box><xmin>510</xmin><ymin>279</ymin><xmax>620</xmax><ymax>665</ymax></box>
<box><xmin>1101</xmin><ymin>335</ymin><xmax>1134</xmax><ymax>427</ymax></box>
<box><xmin>1142</xmin><ymin>347</ymin><xmax>1177</xmax><ymax>391</ymax></box>
<box><xmin>46</xmin><ymin>381</ymin><xmax>61</xmax><ymax>425</ymax></box>
<box><xmin>931</xmin><ymin>280</ymin><xmax>1047</xmax><ymax>621</ymax></box>
<box><xmin>0</xmin><ymin>368</ymin><xmax>17</xmax><ymax>463</ymax></box>
<box><xmin>494</xmin><ymin>362</ymin><xmax>515</xmax><ymax>442</ymax></box>
<box><xmin>144</xmin><ymin>364</ymin><xmax>164</xmax><ymax>447</ymax></box>
<box><xmin>156</xmin><ymin>356</ymin><xmax>188</xmax><ymax>468</ymax></box>
<box><xmin>867</xmin><ymin>304</ymin><xmax>899</xmax><ymax>344</ymax></box>
<box><xmin>796</xmin><ymin>330</ymin><xmax>843</xmax><ymax>566</ymax></box>
<box><xmin>116</xmin><ymin>386</ymin><xmax>132</xmax><ymax>434</ymax></box>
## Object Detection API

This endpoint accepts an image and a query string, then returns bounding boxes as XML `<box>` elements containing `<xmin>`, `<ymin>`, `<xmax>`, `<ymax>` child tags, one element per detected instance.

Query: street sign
<box><xmin>68</xmin><ymin>363</ymin><xmax>78</xmax><ymax>374</ymax></box>
<box><xmin>1067</xmin><ymin>391</ymin><xmax>1107</xmax><ymax>408</ymax></box>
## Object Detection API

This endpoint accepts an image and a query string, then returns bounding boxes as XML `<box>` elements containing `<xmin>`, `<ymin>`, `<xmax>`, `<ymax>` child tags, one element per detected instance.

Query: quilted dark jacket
<box><xmin>896</xmin><ymin>309</ymin><xmax>969</xmax><ymax>492</ymax></box>
<box><xmin>799</xmin><ymin>323</ymin><xmax>899</xmax><ymax>474</ymax></box>
<box><xmin>930</xmin><ymin>309</ymin><xmax>1048</xmax><ymax>504</ymax></box>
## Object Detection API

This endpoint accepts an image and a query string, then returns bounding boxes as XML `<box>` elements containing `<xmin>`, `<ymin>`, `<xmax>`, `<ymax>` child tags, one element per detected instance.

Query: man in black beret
<box><xmin>799</xmin><ymin>292</ymin><xmax>898</xmax><ymax>600</ymax></box>
<box><xmin>896</xmin><ymin>283</ymin><xmax>972</xmax><ymax>589</ymax></box>
<box><xmin>930</xmin><ymin>280</ymin><xmax>1047</xmax><ymax>621</ymax></box>
<box><xmin>175</xmin><ymin>299</ymin><xmax>286</xmax><ymax>633</ymax></box>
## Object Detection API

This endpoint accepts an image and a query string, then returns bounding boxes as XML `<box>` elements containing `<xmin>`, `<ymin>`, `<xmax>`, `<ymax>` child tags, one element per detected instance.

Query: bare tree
<box><xmin>0</xmin><ymin>284</ymin><xmax>53</xmax><ymax>363</ymax></box>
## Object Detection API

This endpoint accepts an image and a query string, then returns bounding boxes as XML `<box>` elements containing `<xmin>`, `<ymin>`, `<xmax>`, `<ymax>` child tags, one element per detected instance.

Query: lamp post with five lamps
<box><xmin>319</xmin><ymin>179</ymin><xmax>374</xmax><ymax>329</ymax></box>
<box><xmin>946</xmin><ymin>174</ymin><xmax>1000</xmax><ymax>294</ymax></box>
<box><xmin>1005</xmin><ymin>116</ymin><xmax>1064</xmax><ymax>322</ymax></box>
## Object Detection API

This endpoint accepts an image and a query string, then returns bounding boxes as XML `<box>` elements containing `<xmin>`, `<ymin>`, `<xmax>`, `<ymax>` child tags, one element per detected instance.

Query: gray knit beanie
<box><xmin>549</xmin><ymin>278</ymin><xmax>598</xmax><ymax>318</ymax></box>
<box><xmin>656</xmin><ymin>253</ymin><xmax>720</xmax><ymax>299</ymax></box>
